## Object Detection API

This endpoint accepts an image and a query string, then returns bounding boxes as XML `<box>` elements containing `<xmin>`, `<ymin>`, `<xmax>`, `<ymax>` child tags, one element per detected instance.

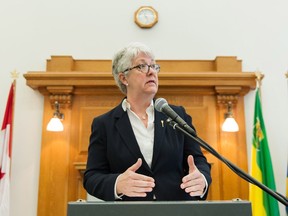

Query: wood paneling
<box><xmin>24</xmin><ymin>56</ymin><xmax>256</xmax><ymax>216</ymax></box>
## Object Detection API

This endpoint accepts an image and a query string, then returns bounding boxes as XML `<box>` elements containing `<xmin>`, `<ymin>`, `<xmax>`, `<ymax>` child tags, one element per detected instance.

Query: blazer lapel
<box><xmin>114</xmin><ymin>104</ymin><xmax>151</xmax><ymax>171</ymax></box>
<box><xmin>151</xmin><ymin>109</ymin><xmax>167</xmax><ymax>169</ymax></box>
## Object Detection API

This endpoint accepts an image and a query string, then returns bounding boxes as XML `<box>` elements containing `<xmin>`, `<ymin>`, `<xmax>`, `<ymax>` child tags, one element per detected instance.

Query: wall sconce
<box><xmin>222</xmin><ymin>101</ymin><xmax>239</xmax><ymax>132</ymax></box>
<box><xmin>46</xmin><ymin>101</ymin><xmax>64</xmax><ymax>132</ymax></box>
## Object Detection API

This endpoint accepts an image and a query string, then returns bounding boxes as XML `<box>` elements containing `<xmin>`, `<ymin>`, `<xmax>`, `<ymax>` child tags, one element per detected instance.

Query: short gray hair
<box><xmin>112</xmin><ymin>42</ymin><xmax>155</xmax><ymax>95</ymax></box>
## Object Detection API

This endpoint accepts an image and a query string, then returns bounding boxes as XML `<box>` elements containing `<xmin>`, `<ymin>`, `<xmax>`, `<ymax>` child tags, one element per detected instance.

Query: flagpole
<box><xmin>9</xmin><ymin>70</ymin><xmax>18</xmax><ymax>173</ymax></box>
<box><xmin>10</xmin><ymin>70</ymin><xmax>18</xmax><ymax>123</ymax></box>
<box><xmin>10</xmin><ymin>71</ymin><xmax>18</xmax><ymax>133</ymax></box>
<box><xmin>255</xmin><ymin>71</ymin><xmax>264</xmax><ymax>100</ymax></box>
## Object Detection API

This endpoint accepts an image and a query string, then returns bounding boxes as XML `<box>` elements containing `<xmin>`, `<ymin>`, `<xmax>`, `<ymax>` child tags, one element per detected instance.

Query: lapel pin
<box><xmin>161</xmin><ymin>120</ymin><xmax>164</xmax><ymax>127</ymax></box>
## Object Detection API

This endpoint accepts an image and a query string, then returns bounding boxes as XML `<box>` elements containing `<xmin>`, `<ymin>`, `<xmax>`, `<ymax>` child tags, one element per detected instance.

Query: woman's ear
<box><xmin>119</xmin><ymin>73</ymin><xmax>128</xmax><ymax>86</ymax></box>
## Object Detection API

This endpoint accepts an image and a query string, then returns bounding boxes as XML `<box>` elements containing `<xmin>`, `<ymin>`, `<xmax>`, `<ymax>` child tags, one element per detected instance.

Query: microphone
<box><xmin>155</xmin><ymin>98</ymin><xmax>197</xmax><ymax>136</ymax></box>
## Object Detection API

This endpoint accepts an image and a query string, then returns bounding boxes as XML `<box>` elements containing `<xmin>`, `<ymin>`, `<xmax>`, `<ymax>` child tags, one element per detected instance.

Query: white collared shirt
<box><xmin>122</xmin><ymin>99</ymin><xmax>155</xmax><ymax>167</ymax></box>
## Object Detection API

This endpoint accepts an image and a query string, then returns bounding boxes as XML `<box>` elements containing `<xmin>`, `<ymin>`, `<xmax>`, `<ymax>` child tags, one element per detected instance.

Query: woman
<box><xmin>83</xmin><ymin>42</ymin><xmax>211</xmax><ymax>201</ymax></box>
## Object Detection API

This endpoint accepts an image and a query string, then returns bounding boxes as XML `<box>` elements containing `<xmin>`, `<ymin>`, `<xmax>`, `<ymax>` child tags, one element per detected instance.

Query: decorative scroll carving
<box><xmin>215</xmin><ymin>86</ymin><xmax>241</xmax><ymax>107</ymax></box>
<box><xmin>216</xmin><ymin>94</ymin><xmax>239</xmax><ymax>107</ymax></box>
<box><xmin>47</xmin><ymin>86</ymin><xmax>74</xmax><ymax>108</ymax></box>
<box><xmin>48</xmin><ymin>94</ymin><xmax>72</xmax><ymax>109</ymax></box>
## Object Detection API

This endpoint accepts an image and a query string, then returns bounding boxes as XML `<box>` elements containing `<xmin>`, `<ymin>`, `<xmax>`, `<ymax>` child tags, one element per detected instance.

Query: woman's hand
<box><xmin>180</xmin><ymin>155</ymin><xmax>206</xmax><ymax>197</ymax></box>
<box><xmin>116</xmin><ymin>158</ymin><xmax>155</xmax><ymax>197</ymax></box>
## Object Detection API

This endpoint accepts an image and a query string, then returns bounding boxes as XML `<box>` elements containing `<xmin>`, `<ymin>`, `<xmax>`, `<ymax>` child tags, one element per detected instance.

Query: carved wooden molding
<box><xmin>215</xmin><ymin>86</ymin><xmax>240</xmax><ymax>107</ymax></box>
<box><xmin>23</xmin><ymin>56</ymin><xmax>257</xmax><ymax>108</ymax></box>
<box><xmin>216</xmin><ymin>94</ymin><xmax>239</xmax><ymax>107</ymax></box>
<box><xmin>47</xmin><ymin>86</ymin><xmax>74</xmax><ymax>108</ymax></box>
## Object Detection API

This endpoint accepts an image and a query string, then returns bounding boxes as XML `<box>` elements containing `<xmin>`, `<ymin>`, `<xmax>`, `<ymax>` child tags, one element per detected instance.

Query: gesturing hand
<box><xmin>116</xmin><ymin>158</ymin><xmax>155</xmax><ymax>197</ymax></box>
<box><xmin>180</xmin><ymin>155</ymin><xmax>206</xmax><ymax>197</ymax></box>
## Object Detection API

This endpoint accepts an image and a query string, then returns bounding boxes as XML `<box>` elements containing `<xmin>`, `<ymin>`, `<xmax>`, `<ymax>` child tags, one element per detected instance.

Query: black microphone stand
<box><xmin>166</xmin><ymin>118</ymin><xmax>288</xmax><ymax>206</ymax></box>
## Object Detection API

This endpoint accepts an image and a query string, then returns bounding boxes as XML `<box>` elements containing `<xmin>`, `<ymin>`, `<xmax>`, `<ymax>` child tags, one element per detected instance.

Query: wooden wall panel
<box><xmin>38</xmin><ymin>97</ymin><xmax>71</xmax><ymax>216</ymax></box>
<box><xmin>24</xmin><ymin>56</ymin><xmax>257</xmax><ymax>216</ymax></box>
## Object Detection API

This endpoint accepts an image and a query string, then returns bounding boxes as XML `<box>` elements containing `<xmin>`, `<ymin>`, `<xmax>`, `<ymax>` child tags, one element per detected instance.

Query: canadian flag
<box><xmin>0</xmin><ymin>83</ymin><xmax>14</xmax><ymax>216</ymax></box>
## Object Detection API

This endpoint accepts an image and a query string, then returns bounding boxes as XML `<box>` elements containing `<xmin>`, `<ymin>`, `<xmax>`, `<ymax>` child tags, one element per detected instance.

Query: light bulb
<box><xmin>47</xmin><ymin>116</ymin><xmax>64</xmax><ymax>132</ymax></box>
<box><xmin>222</xmin><ymin>117</ymin><xmax>239</xmax><ymax>132</ymax></box>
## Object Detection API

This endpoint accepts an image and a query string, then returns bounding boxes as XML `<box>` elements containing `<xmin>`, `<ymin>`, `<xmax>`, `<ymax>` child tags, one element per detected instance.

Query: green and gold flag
<box><xmin>249</xmin><ymin>88</ymin><xmax>280</xmax><ymax>216</ymax></box>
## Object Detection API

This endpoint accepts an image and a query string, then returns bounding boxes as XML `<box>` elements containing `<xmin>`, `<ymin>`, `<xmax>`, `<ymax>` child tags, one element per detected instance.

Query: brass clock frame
<box><xmin>134</xmin><ymin>6</ymin><xmax>158</xmax><ymax>28</ymax></box>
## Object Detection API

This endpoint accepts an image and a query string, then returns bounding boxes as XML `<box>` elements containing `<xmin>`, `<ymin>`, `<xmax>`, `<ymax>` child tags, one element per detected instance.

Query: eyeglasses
<box><xmin>123</xmin><ymin>64</ymin><xmax>160</xmax><ymax>74</ymax></box>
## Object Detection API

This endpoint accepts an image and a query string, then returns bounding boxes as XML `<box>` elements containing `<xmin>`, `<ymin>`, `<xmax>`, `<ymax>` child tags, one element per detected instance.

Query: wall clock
<box><xmin>134</xmin><ymin>6</ymin><xmax>158</xmax><ymax>28</ymax></box>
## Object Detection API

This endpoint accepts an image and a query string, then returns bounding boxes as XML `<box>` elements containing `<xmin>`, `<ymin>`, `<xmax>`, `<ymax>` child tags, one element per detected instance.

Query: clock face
<box><xmin>135</xmin><ymin>6</ymin><xmax>158</xmax><ymax>28</ymax></box>
<box><xmin>138</xmin><ymin>9</ymin><xmax>156</xmax><ymax>25</ymax></box>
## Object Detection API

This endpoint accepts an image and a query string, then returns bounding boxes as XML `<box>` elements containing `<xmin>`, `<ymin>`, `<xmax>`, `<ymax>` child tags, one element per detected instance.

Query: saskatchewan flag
<box><xmin>249</xmin><ymin>88</ymin><xmax>280</xmax><ymax>216</ymax></box>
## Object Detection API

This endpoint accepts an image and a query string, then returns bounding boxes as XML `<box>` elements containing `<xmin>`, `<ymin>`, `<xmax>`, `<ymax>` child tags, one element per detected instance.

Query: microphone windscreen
<box><xmin>155</xmin><ymin>98</ymin><xmax>168</xmax><ymax>112</ymax></box>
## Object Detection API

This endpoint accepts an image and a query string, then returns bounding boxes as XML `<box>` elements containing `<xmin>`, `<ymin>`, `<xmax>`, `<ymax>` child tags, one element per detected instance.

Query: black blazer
<box><xmin>83</xmin><ymin>100</ymin><xmax>211</xmax><ymax>201</ymax></box>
